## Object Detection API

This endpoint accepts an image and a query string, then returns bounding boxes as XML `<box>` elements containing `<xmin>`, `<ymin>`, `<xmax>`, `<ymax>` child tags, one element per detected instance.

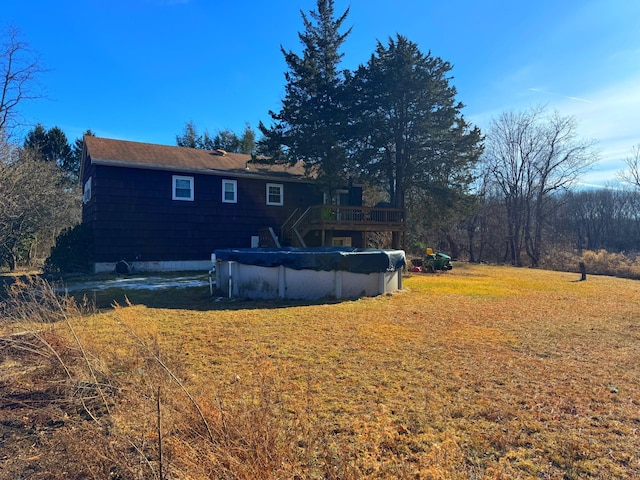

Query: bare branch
<box><xmin>0</xmin><ymin>26</ymin><xmax>48</xmax><ymax>135</ymax></box>
<box><xmin>618</xmin><ymin>144</ymin><xmax>640</xmax><ymax>189</ymax></box>
<box><xmin>482</xmin><ymin>106</ymin><xmax>598</xmax><ymax>266</ymax></box>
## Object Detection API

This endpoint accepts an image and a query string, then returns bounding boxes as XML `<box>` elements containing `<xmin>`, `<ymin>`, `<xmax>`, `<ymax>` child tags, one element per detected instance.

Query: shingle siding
<box><xmin>86</xmin><ymin>163</ymin><xmax>321</xmax><ymax>263</ymax></box>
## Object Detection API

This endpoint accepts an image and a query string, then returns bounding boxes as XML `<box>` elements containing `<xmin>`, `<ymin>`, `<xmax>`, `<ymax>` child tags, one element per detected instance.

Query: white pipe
<box><xmin>209</xmin><ymin>254</ymin><xmax>216</xmax><ymax>296</ymax></box>
<box><xmin>228</xmin><ymin>261</ymin><xmax>235</xmax><ymax>298</ymax></box>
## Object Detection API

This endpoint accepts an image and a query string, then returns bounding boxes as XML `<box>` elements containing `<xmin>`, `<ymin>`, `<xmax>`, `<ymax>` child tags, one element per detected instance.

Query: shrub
<box><xmin>541</xmin><ymin>249</ymin><xmax>640</xmax><ymax>279</ymax></box>
<box><xmin>44</xmin><ymin>223</ymin><xmax>93</xmax><ymax>274</ymax></box>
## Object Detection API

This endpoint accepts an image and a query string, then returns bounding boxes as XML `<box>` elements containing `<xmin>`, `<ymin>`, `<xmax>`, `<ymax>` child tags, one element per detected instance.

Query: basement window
<box><xmin>332</xmin><ymin>237</ymin><xmax>352</xmax><ymax>247</ymax></box>
<box><xmin>172</xmin><ymin>175</ymin><xmax>194</xmax><ymax>201</ymax></box>
<box><xmin>266</xmin><ymin>183</ymin><xmax>283</xmax><ymax>206</ymax></box>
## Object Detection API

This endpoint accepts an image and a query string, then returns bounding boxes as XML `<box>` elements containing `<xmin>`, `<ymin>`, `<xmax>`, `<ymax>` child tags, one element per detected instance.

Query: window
<box><xmin>82</xmin><ymin>176</ymin><xmax>92</xmax><ymax>204</ymax></box>
<box><xmin>266</xmin><ymin>183</ymin><xmax>284</xmax><ymax>206</ymax></box>
<box><xmin>332</xmin><ymin>237</ymin><xmax>352</xmax><ymax>247</ymax></box>
<box><xmin>172</xmin><ymin>175</ymin><xmax>194</xmax><ymax>201</ymax></box>
<box><xmin>323</xmin><ymin>189</ymin><xmax>349</xmax><ymax>205</ymax></box>
<box><xmin>222</xmin><ymin>179</ymin><xmax>237</xmax><ymax>203</ymax></box>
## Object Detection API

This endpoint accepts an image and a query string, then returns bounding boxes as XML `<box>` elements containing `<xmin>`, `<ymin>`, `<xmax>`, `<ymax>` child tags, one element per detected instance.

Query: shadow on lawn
<box><xmin>0</xmin><ymin>272</ymin><xmax>343</xmax><ymax>312</ymax></box>
<box><xmin>86</xmin><ymin>286</ymin><xmax>344</xmax><ymax>311</ymax></box>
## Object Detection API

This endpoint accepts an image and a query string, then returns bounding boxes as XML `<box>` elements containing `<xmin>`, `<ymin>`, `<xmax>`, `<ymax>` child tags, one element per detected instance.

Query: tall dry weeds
<box><xmin>542</xmin><ymin>249</ymin><xmax>640</xmax><ymax>279</ymax></box>
<box><xmin>1</xmin><ymin>278</ymin><xmax>335</xmax><ymax>479</ymax></box>
<box><xmin>0</xmin><ymin>276</ymin><xmax>128</xmax><ymax>478</ymax></box>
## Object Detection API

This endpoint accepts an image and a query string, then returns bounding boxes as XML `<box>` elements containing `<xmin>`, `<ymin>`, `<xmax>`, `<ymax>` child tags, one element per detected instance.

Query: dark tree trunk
<box><xmin>7</xmin><ymin>252</ymin><xmax>16</xmax><ymax>272</ymax></box>
<box><xmin>467</xmin><ymin>220</ymin><xmax>476</xmax><ymax>263</ymax></box>
<box><xmin>446</xmin><ymin>234</ymin><xmax>459</xmax><ymax>260</ymax></box>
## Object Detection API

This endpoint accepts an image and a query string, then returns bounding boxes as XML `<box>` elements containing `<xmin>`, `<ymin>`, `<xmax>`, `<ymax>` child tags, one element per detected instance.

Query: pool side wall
<box><xmin>215</xmin><ymin>262</ymin><xmax>402</xmax><ymax>300</ymax></box>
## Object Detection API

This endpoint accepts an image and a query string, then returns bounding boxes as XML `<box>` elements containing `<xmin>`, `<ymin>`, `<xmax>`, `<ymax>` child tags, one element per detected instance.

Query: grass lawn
<box><xmin>1</xmin><ymin>263</ymin><xmax>639</xmax><ymax>479</ymax></box>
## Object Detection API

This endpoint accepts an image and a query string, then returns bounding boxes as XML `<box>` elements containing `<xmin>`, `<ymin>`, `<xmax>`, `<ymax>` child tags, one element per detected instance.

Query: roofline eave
<box><xmin>89</xmin><ymin>158</ymin><xmax>315</xmax><ymax>183</ymax></box>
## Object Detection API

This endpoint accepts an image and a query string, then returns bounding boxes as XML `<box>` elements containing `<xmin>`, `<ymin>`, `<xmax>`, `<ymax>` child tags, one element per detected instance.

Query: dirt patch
<box><xmin>0</xmin><ymin>332</ymin><xmax>120</xmax><ymax>479</ymax></box>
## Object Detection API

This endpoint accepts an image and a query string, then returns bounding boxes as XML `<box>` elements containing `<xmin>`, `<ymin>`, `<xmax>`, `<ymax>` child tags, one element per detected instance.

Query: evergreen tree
<box><xmin>66</xmin><ymin>129</ymin><xmax>95</xmax><ymax>182</ymax></box>
<box><xmin>257</xmin><ymin>0</ymin><xmax>351</xmax><ymax>190</ymax></box>
<box><xmin>42</xmin><ymin>126</ymin><xmax>72</xmax><ymax>166</ymax></box>
<box><xmin>176</xmin><ymin>121</ymin><xmax>200</xmax><ymax>148</ymax></box>
<box><xmin>213</xmin><ymin>129</ymin><xmax>240</xmax><ymax>152</ymax></box>
<box><xmin>176</xmin><ymin>121</ymin><xmax>254</xmax><ymax>154</ymax></box>
<box><xmin>347</xmin><ymin>35</ymin><xmax>483</xmax><ymax>247</ymax></box>
<box><xmin>23</xmin><ymin>124</ymin><xmax>73</xmax><ymax>169</ymax></box>
<box><xmin>22</xmin><ymin>123</ymin><xmax>48</xmax><ymax>153</ymax></box>
<box><xmin>238</xmin><ymin>123</ymin><xmax>256</xmax><ymax>155</ymax></box>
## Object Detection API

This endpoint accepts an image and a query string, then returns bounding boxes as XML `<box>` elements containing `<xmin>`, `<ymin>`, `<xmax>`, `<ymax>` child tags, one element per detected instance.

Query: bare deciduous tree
<box><xmin>483</xmin><ymin>106</ymin><xmax>598</xmax><ymax>266</ymax></box>
<box><xmin>619</xmin><ymin>144</ymin><xmax>640</xmax><ymax>189</ymax></box>
<box><xmin>564</xmin><ymin>188</ymin><xmax>640</xmax><ymax>253</ymax></box>
<box><xmin>0</xmin><ymin>26</ymin><xmax>46</xmax><ymax>136</ymax></box>
<box><xmin>0</xmin><ymin>147</ymin><xmax>79</xmax><ymax>271</ymax></box>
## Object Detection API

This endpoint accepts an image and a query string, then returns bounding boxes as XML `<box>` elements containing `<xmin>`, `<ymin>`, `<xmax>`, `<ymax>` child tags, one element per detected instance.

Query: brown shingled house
<box><xmin>80</xmin><ymin>136</ymin><xmax>405</xmax><ymax>272</ymax></box>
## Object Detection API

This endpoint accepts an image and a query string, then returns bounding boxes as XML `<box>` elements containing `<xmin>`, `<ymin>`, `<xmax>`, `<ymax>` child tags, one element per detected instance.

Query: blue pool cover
<box><xmin>214</xmin><ymin>247</ymin><xmax>406</xmax><ymax>275</ymax></box>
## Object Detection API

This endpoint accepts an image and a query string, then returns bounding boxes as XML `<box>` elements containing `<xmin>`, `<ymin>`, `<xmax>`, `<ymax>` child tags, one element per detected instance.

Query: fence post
<box><xmin>579</xmin><ymin>262</ymin><xmax>587</xmax><ymax>281</ymax></box>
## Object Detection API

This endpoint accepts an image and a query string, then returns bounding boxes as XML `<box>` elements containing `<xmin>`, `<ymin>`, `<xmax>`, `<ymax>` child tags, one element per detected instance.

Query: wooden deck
<box><xmin>260</xmin><ymin>205</ymin><xmax>406</xmax><ymax>248</ymax></box>
<box><xmin>288</xmin><ymin>204</ymin><xmax>405</xmax><ymax>237</ymax></box>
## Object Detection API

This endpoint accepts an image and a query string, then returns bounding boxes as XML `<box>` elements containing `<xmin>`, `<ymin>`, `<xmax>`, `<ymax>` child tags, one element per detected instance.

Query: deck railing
<box><xmin>294</xmin><ymin>205</ymin><xmax>405</xmax><ymax>233</ymax></box>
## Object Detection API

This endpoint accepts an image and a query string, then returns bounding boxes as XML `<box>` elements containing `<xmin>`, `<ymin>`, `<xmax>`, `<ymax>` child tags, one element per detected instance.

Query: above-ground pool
<box><xmin>213</xmin><ymin>247</ymin><xmax>406</xmax><ymax>300</ymax></box>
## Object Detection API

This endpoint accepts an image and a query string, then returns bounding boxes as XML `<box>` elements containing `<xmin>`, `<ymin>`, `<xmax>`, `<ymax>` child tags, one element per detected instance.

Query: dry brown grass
<box><xmin>542</xmin><ymin>249</ymin><xmax>640</xmax><ymax>280</ymax></box>
<box><xmin>1</xmin><ymin>264</ymin><xmax>639</xmax><ymax>479</ymax></box>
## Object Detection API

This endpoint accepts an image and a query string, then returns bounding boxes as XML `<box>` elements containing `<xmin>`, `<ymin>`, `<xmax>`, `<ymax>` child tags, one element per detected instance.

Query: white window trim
<box><xmin>222</xmin><ymin>179</ymin><xmax>237</xmax><ymax>203</ymax></box>
<box><xmin>266</xmin><ymin>183</ymin><xmax>284</xmax><ymax>206</ymax></box>
<box><xmin>82</xmin><ymin>176</ymin><xmax>92</xmax><ymax>204</ymax></box>
<box><xmin>172</xmin><ymin>175</ymin><xmax>194</xmax><ymax>201</ymax></box>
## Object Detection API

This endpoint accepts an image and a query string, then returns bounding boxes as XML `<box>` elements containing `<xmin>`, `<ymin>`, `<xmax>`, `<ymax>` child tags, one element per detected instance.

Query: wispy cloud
<box><xmin>558</xmin><ymin>76</ymin><xmax>640</xmax><ymax>142</ymax></box>
<box><xmin>469</xmin><ymin>72</ymin><xmax>640</xmax><ymax>186</ymax></box>
<box><xmin>528</xmin><ymin>88</ymin><xmax>593</xmax><ymax>104</ymax></box>
<box><xmin>551</xmin><ymin>79</ymin><xmax>640</xmax><ymax>184</ymax></box>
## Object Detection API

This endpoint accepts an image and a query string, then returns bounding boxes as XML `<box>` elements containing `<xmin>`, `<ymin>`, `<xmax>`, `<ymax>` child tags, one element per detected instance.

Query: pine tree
<box><xmin>348</xmin><ymin>35</ymin><xmax>482</xmax><ymax>209</ymax></box>
<box><xmin>258</xmin><ymin>0</ymin><xmax>351</xmax><ymax>191</ymax></box>
<box><xmin>67</xmin><ymin>129</ymin><xmax>95</xmax><ymax>182</ymax></box>
<box><xmin>176</xmin><ymin>121</ymin><xmax>201</xmax><ymax>148</ymax></box>
<box><xmin>347</xmin><ymin>35</ymin><xmax>483</xmax><ymax>247</ymax></box>
<box><xmin>23</xmin><ymin>124</ymin><xmax>74</xmax><ymax>170</ymax></box>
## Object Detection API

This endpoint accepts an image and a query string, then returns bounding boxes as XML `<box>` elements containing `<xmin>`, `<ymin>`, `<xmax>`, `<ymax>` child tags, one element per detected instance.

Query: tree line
<box><xmin>0</xmin><ymin>122</ymin><xmax>92</xmax><ymax>270</ymax></box>
<box><xmin>457</xmin><ymin>184</ymin><xmax>640</xmax><ymax>266</ymax></box>
<box><xmin>176</xmin><ymin>120</ymin><xmax>256</xmax><ymax>154</ymax></box>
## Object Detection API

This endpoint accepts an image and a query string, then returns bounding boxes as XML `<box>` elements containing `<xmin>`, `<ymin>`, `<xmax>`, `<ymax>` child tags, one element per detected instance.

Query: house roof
<box><xmin>82</xmin><ymin>136</ymin><xmax>310</xmax><ymax>181</ymax></box>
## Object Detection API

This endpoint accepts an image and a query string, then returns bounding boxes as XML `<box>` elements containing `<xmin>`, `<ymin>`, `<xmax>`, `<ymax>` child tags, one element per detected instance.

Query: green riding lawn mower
<box><xmin>410</xmin><ymin>248</ymin><xmax>453</xmax><ymax>273</ymax></box>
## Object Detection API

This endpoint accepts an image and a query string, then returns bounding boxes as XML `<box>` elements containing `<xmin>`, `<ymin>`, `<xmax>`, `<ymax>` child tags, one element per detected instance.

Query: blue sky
<box><xmin>4</xmin><ymin>0</ymin><xmax>639</xmax><ymax>185</ymax></box>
